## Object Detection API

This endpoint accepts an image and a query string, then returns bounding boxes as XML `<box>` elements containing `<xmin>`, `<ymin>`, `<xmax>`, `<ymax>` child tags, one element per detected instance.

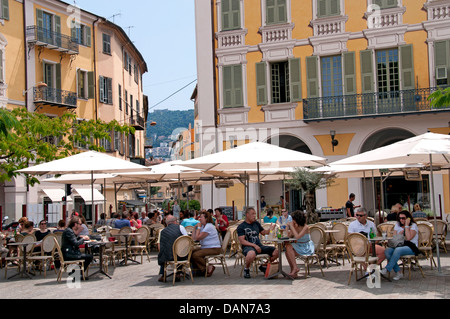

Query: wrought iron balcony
<box><xmin>33</xmin><ymin>86</ymin><xmax>78</xmax><ymax>109</ymax></box>
<box><xmin>130</xmin><ymin>114</ymin><xmax>145</xmax><ymax>131</ymax></box>
<box><xmin>26</xmin><ymin>26</ymin><xmax>79</xmax><ymax>55</ymax></box>
<box><xmin>303</xmin><ymin>87</ymin><xmax>450</xmax><ymax>122</ymax></box>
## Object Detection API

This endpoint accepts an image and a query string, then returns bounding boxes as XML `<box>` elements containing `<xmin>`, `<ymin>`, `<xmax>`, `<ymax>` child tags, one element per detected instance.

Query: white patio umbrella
<box><xmin>18</xmin><ymin>151</ymin><xmax>151</xmax><ymax>219</ymax></box>
<box><xmin>330</xmin><ymin>132</ymin><xmax>450</xmax><ymax>274</ymax></box>
<box><xmin>180</xmin><ymin>142</ymin><xmax>327</xmax><ymax>216</ymax></box>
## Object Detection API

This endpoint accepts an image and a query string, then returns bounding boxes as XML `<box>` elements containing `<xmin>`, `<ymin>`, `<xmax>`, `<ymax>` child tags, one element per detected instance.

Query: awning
<box><xmin>73</xmin><ymin>188</ymin><xmax>105</xmax><ymax>203</ymax></box>
<box><xmin>119</xmin><ymin>200</ymin><xmax>146</xmax><ymax>207</ymax></box>
<box><xmin>41</xmin><ymin>189</ymin><xmax>65</xmax><ymax>202</ymax></box>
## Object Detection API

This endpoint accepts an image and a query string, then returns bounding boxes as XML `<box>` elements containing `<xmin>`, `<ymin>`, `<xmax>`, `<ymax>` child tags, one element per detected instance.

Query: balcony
<box><xmin>26</xmin><ymin>26</ymin><xmax>79</xmax><ymax>55</ymax></box>
<box><xmin>303</xmin><ymin>87</ymin><xmax>450</xmax><ymax>122</ymax></box>
<box><xmin>33</xmin><ymin>86</ymin><xmax>78</xmax><ymax>109</ymax></box>
<box><xmin>130</xmin><ymin>114</ymin><xmax>145</xmax><ymax>131</ymax></box>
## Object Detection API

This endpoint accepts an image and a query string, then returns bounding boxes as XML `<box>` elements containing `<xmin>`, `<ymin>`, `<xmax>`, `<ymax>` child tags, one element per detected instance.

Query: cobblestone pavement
<box><xmin>1</xmin><ymin>241</ymin><xmax>449</xmax><ymax>301</ymax></box>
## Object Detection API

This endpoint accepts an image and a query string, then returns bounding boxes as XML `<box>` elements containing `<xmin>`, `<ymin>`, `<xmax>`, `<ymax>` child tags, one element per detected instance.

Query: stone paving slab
<box><xmin>1</xmin><ymin>245</ymin><xmax>449</xmax><ymax>301</ymax></box>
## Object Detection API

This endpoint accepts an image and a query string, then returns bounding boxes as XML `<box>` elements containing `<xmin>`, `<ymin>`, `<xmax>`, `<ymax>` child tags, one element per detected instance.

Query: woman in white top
<box><xmin>191</xmin><ymin>211</ymin><xmax>221</xmax><ymax>277</ymax></box>
<box><xmin>381</xmin><ymin>210</ymin><xmax>419</xmax><ymax>281</ymax></box>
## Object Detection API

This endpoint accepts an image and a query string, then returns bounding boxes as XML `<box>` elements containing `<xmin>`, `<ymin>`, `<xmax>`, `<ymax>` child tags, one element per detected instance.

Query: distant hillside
<box><xmin>147</xmin><ymin>109</ymin><xmax>194</xmax><ymax>147</ymax></box>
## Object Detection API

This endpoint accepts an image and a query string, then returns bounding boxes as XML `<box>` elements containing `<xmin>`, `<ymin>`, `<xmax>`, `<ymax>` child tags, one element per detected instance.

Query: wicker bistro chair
<box><xmin>204</xmin><ymin>230</ymin><xmax>232</xmax><ymax>277</ymax></box>
<box><xmin>163</xmin><ymin>236</ymin><xmax>195</xmax><ymax>285</ymax></box>
<box><xmin>377</xmin><ymin>223</ymin><xmax>395</xmax><ymax>247</ymax></box>
<box><xmin>53</xmin><ymin>237</ymin><xmax>86</xmax><ymax>282</ymax></box>
<box><xmin>130</xmin><ymin>226</ymin><xmax>151</xmax><ymax>264</ymax></box>
<box><xmin>435</xmin><ymin>220</ymin><xmax>448</xmax><ymax>253</ymax></box>
<box><xmin>295</xmin><ymin>226</ymin><xmax>325</xmax><ymax>279</ymax></box>
<box><xmin>400</xmin><ymin>253</ymin><xmax>425</xmax><ymax>280</ymax></box>
<box><xmin>27</xmin><ymin>234</ymin><xmax>58</xmax><ymax>278</ymax></box>
<box><xmin>327</xmin><ymin>222</ymin><xmax>349</xmax><ymax>266</ymax></box>
<box><xmin>418</xmin><ymin>223</ymin><xmax>437</xmax><ymax>269</ymax></box>
<box><xmin>345</xmin><ymin>233</ymin><xmax>378</xmax><ymax>285</ymax></box>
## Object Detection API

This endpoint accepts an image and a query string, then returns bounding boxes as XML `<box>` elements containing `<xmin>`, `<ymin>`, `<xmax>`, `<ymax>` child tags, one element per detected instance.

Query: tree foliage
<box><xmin>0</xmin><ymin>108</ymin><xmax>135</xmax><ymax>186</ymax></box>
<box><xmin>428</xmin><ymin>87</ymin><xmax>450</xmax><ymax>108</ymax></box>
<box><xmin>285</xmin><ymin>168</ymin><xmax>336</xmax><ymax>224</ymax></box>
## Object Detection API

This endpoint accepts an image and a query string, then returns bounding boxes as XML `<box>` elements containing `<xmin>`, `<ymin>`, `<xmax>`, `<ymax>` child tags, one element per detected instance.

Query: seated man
<box><xmin>348</xmin><ymin>207</ymin><xmax>385</xmax><ymax>266</ymax></box>
<box><xmin>237</xmin><ymin>207</ymin><xmax>278</xmax><ymax>279</ymax></box>
<box><xmin>114</xmin><ymin>212</ymin><xmax>131</xmax><ymax>229</ymax></box>
<box><xmin>180</xmin><ymin>211</ymin><xmax>200</xmax><ymax>228</ymax></box>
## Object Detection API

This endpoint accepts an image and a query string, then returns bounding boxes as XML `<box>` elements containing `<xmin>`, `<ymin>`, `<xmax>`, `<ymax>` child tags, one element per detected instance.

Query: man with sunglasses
<box><xmin>348</xmin><ymin>208</ymin><xmax>385</xmax><ymax>266</ymax></box>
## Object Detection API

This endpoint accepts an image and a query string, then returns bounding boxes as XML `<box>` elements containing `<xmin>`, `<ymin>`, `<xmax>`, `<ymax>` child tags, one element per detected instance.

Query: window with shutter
<box><xmin>256</xmin><ymin>62</ymin><xmax>268</xmax><ymax>106</ymax></box>
<box><xmin>266</xmin><ymin>0</ymin><xmax>287</xmax><ymax>25</ymax></box>
<box><xmin>222</xmin><ymin>0</ymin><xmax>241</xmax><ymax>31</ymax></box>
<box><xmin>317</xmin><ymin>0</ymin><xmax>340</xmax><ymax>18</ymax></box>
<box><xmin>103</xmin><ymin>33</ymin><xmax>111</xmax><ymax>54</ymax></box>
<box><xmin>1</xmin><ymin>0</ymin><xmax>9</xmax><ymax>20</ymax></box>
<box><xmin>321</xmin><ymin>55</ymin><xmax>343</xmax><ymax>117</ymax></box>
<box><xmin>222</xmin><ymin>64</ymin><xmax>243</xmax><ymax>108</ymax></box>
<box><xmin>435</xmin><ymin>40</ymin><xmax>450</xmax><ymax>86</ymax></box>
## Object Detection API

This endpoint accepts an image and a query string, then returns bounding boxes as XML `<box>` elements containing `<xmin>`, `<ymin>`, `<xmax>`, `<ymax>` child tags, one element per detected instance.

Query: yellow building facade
<box><xmin>0</xmin><ymin>0</ymin><xmax>148</xmax><ymax>223</ymax></box>
<box><xmin>194</xmin><ymin>0</ymin><xmax>450</xmax><ymax>219</ymax></box>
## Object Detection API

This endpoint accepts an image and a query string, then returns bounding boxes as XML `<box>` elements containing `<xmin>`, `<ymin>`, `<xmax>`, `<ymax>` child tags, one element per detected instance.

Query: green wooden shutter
<box><xmin>54</xmin><ymin>15</ymin><xmax>61</xmax><ymax>47</ymax></box>
<box><xmin>289</xmin><ymin>58</ymin><xmax>302</xmax><ymax>102</ymax></box>
<box><xmin>99</xmin><ymin>76</ymin><xmax>104</xmax><ymax>103</ymax></box>
<box><xmin>276</xmin><ymin>0</ymin><xmax>287</xmax><ymax>24</ymax></box>
<box><xmin>87</xmin><ymin>71</ymin><xmax>95</xmax><ymax>99</ymax></box>
<box><xmin>267</xmin><ymin>0</ymin><xmax>287</xmax><ymax>25</ymax></box>
<box><xmin>71</xmin><ymin>21</ymin><xmax>77</xmax><ymax>41</ymax></box>
<box><xmin>256</xmin><ymin>62</ymin><xmax>267</xmax><ymax>105</ymax></box>
<box><xmin>317</xmin><ymin>0</ymin><xmax>340</xmax><ymax>18</ymax></box>
<box><xmin>306</xmin><ymin>56</ymin><xmax>319</xmax><ymax>98</ymax></box>
<box><xmin>343</xmin><ymin>52</ymin><xmax>356</xmax><ymax>95</ymax></box>
<box><xmin>222</xmin><ymin>0</ymin><xmax>241</xmax><ymax>31</ymax></box>
<box><xmin>223</xmin><ymin>66</ymin><xmax>232</xmax><ymax>108</ymax></box>
<box><xmin>343</xmin><ymin>51</ymin><xmax>357</xmax><ymax>115</ymax></box>
<box><xmin>86</xmin><ymin>26</ymin><xmax>91</xmax><ymax>47</ymax></box>
<box><xmin>107</xmin><ymin>77</ymin><xmax>113</xmax><ymax>104</ymax></box>
<box><xmin>55</xmin><ymin>63</ymin><xmax>61</xmax><ymax>90</ymax></box>
<box><xmin>223</xmin><ymin>65</ymin><xmax>243</xmax><ymax>108</ymax></box>
<box><xmin>360</xmin><ymin>49</ymin><xmax>375</xmax><ymax>114</ymax></box>
<box><xmin>435</xmin><ymin>40</ymin><xmax>450</xmax><ymax>85</ymax></box>
<box><xmin>36</xmin><ymin>9</ymin><xmax>44</xmax><ymax>42</ymax></box>
<box><xmin>266</xmin><ymin>0</ymin><xmax>276</xmax><ymax>25</ymax></box>
<box><xmin>360</xmin><ymin>50</ymin><xmax>374</xmax><ymax>93</ymax></box>
<box><xmin>400</xmin><ymin>44</ymin><xmax>415</xmax><ymax>90</ymax></box>
<box><xmin>2</xmin><ymin>0</ymin><xmax>9</xmax><ymax>20</ymax></box>
<box><xmin>0</xmin><ymin>50</ymin><xmax>3</xmax><ymax>83</ymax></box>
<box><xmin>233</xmin><ymin>65</ymin><xmax>243</xmax><ymax>106</ymax></box>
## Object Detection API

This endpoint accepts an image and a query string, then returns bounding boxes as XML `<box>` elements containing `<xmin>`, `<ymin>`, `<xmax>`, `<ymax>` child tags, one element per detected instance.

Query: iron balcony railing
<box><xmin>303</xmin><ymin>87</ymin><xmax>450</xmax><ymax>122</ymax></box>
<box><xmin>33</xmin><ymin>86</ymin><xmax>78</xmax><ymax>109</ymax></box>
<box><xmin>130</xmin><ymin>114</ymin><xmax>145</xmax><ymax>130</ymax></box>
<box><xmin>26</xmin><ymin>26</ymin><xmax>79</xmax><ymax>54</ymax></box>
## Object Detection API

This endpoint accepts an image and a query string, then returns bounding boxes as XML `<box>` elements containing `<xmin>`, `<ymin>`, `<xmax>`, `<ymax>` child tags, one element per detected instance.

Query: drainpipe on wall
<box><xmin>211</xmin><ymin>0</ymin><xmax>219</xmax><ymax>154</ymax></box>
<box><xmin>23</xmin><ymin>0</ymin><xmax>28</xmax><ymax>111</ymax></box>
<box><xmin>93</xmin><ymin>18</ymin><xmax>101</xmax><ymax>123</ymax></box>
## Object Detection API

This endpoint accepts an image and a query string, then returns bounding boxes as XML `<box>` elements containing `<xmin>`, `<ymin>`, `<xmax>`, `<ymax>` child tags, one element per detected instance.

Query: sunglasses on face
<box><xmin>356</xmin><ymin>214</ymin><xmax>365</xmax><ymax>217</ymax></box>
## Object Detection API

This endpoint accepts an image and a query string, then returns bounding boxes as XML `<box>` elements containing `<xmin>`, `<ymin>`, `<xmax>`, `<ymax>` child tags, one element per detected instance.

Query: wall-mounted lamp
<box><xmin>23</xmin><ymin>82</ymin><xmax>47</xmax><ymax>96</ymax></box>
<box><xmin>330</xmin><ymin>130</ymin><xmax>339</xmax><ymax>152</ymax></box>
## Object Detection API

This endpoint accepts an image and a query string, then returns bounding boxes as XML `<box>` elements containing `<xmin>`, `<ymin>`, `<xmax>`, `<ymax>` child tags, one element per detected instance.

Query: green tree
<box><xmin>0</xmin><ymin>108</ymin><xmax>134</xmax><ymax>186</ymax></box>
<box><xmin>428</xmin><ymin>87</ymin><xmax>450</xmax><ymax>108</ymax></box>
<box><xmin>285</xmin><ymin>168</ymin><xmax>336</xmax><ymax>224</ymax></box>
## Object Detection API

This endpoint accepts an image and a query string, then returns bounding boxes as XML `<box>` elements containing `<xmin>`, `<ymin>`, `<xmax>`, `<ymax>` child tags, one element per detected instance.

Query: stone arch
<box><xmin>266</xmin><ymin>134</ymin><xmax>313</xmax><ymax>154</ymax></box>
<box><xmin>360</xmin><ymin>128</ymin><xmax>415</xmax><ymax>154</ymax></box>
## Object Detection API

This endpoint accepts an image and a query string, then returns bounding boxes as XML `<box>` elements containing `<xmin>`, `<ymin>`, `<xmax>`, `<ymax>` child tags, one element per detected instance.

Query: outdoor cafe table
<box><xmin>365</xmin><ymin>236</ymin><xmax>392</xmax><ymax>282</ymax></box>
<box><xmin>265</xmin><ymin>237</ymin><xmax>297</xmax><ymax>280</ymax></box>
<box><xmin>7</xmin><ymin>241</ymin><xmax>39</xmax><ymax>280</ymax></box>
<box><xmin>117</xmin><ymin>233</ymin><xmax>140</xmax><ymax>266</ymax></box>
<box><xmin>85</xmin><ymin>240</ymin><xmax>116</xmax><ymax>279</ymax></box>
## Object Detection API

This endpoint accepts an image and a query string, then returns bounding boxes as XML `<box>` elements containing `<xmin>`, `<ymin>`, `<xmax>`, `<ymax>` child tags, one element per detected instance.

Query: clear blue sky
<box><xmin>74</xmin><ymin>0</ymin><xmax>197</xmax><ymax>112</ymax></box>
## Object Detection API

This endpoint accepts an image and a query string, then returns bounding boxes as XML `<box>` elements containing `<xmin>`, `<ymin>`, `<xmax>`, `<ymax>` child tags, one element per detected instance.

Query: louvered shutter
<box><xmin>256</xmin><ymin>62</ymin><xmax>267</xmax><ymax>105</ymax></box>
<box><xmin>289</xmin><ymin>58</ymin><xmax>302</xmax><ymax>102</ymax></box>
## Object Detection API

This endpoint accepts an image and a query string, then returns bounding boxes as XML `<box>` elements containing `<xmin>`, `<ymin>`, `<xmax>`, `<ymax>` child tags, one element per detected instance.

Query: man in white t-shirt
<box><xmin>348</xmin><ymin>207</ymin><xmax>385</xmax><ymax>266</ymax></box>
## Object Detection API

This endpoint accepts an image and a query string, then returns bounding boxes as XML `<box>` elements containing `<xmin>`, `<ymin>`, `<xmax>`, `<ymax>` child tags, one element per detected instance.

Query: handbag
<box><xmin>264</xmin><ymin>262</ymin><xmax>279</xmax><ymax>279</ymax></box>
<box><xmin>387</xmin><ymin>234</ymin><xmax>405</xmax><ymax>248</ymax></box>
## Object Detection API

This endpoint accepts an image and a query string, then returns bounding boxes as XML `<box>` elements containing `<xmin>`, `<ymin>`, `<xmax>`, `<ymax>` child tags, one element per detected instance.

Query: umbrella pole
<box><xmin>114</xmin><ymin>183</ymin><xmax>118</xmax><ymax>216</ymax></box>
<box><xmin>430</xmin><ymin>155</ymin><xmax>442</xmax><ymax>273</ymax></box>
<box><xmin>91</xmin><ymin>171</ymin><xmax>94</xmax><ymax>224</ymax></box>
<box><xmin>257</xmin><ymin>162</ymin><xmax>261</xmax><ymax>220</ymax></box>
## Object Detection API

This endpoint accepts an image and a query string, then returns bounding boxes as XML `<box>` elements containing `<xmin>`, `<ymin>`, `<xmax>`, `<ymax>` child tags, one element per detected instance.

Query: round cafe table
<box><xmin>266</xmin><ymin>237</ymin><xmax>297</xmax><ymax>280</ymax></box>
<box><xmin>85</xmin><ymin>240</ymin><xmax>116</xmax><ymax>279</ymax></box>
<box><xmin>7</xmin><ymin>241</ymin><xmax>39</xmax><ymax>280</ymax></box>
<box><xmin>117</xmin><ymin>233</ymin><xmax>140</xmax><ymax>266</ymax></box>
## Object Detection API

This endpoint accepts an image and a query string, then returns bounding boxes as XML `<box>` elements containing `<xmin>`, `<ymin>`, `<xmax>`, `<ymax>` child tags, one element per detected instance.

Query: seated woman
<box><xmin>381</xmin><ymin>210</ymin><xmax>420</xmax><ymax>281</ymax></box>
<box><xmin>284</xmin><ymin>210</ymin><xmax>315</xmax><ymax>279</ymax></box>
<box><xmin>412</xmin><ymin>204</ymin><xmax>427</xmax><ymax>219</ymax></box>
<box><xmin>191</xmin><ymin>211</ymin><xmax>221</xmax><ymax>277</ymax></box>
